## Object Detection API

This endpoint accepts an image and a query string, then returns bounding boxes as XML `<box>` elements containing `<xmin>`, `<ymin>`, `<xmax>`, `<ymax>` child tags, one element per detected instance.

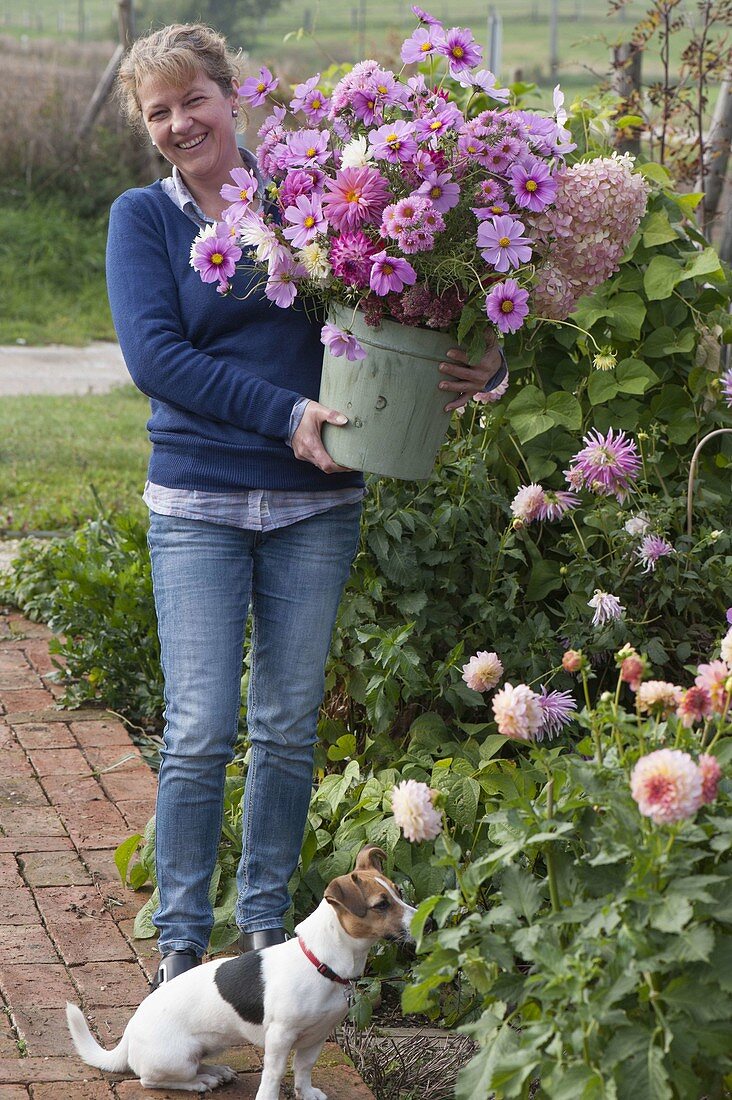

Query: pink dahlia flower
<box><xmin>474</xmin><ymin>371</ymin><xmax>509</xmax><ymax>403</ymax></box>
<box><xmin>565</xmin><ymin>427</ymin><xmax>641</xmax><ymax>502</ymax></box>
<box><xmin>320</xmin><ymin>323</ymin><xmax>366</xmax><ymax>362</ymax></box>
<box><xmin>695</xmin><ymin>660</ymin><xmax>732</xmax><ymax>713</ymax></box>
<box><xmin>461</xmin><ymin>650</ymin><xmax>503</xmax><ymax>692</ymax></box>
<box><xmin>369</xmin><ymin>252</ymin><xmax>417</xmax><ymax>296</ymax></box>
<box><xmin>492</xmin><ymin>682</ymin><xmax>543</xmax><ymax>741</ymax></box>
<box><xmin>189</xmin><ymin>225</ymin><xmax>241</xmax><ymax>285</ymax></box>
<box><xmin>536</xmin><ymin>489</ymin><xmax>579</xmax><ymax>521</ymax></box>
<box><xmin>510</xmin><ymin>483</ymin><xmax>545</xmax><ymax>524</ymax></box>
<box><xmin>677</xmin><ymin>685</ymin><xmax>713</xmax><ymax>728</ymax></box>
<box><xmin>620</xmin><ymin>653</ymin><xmax>646</xmax><ymax>692</ymax></box>
<box><xmin>477</xmin><ymin>215</ymin><xmax>533</xmax><ymax>274</ymax></box>
<box><xmin>637</xmin><ymin>680</ymin><xmax>683</xmax><ymax>717</ymax></box>
<box><xmin>562</xmin><ymin>649</ymin><xmax>583</xmax><ymax>673</ymax></box>
<box><xmin>485</xmin><ymin>279</ymin><xmax>530</xmax><ymax>334</ymax></box>
<box><xmin>698</xmin><ymin>754</ymin><xmax>722</xmax><ymax>804</ymax></box>
<box><xmin>391</xmin><ymin>779</ymin><xmax>442</xmax><ymax>842</ymax></box>
<box><xmin>322</xmin><ymin>166</ymin><xmax>390</xmax><ymax>231</ymax></box>
<box><xmin>631</xmin><ymin>749</ymin><xmax>703</xmax><ymax>825</ymax></box>
<box><xmin>329</xmin><ymin>231</ymin><xmax>380</xmax><ymax>288</ymax></box>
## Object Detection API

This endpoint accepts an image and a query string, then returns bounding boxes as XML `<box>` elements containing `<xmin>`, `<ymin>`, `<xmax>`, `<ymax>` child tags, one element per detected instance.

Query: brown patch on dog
<box><xmin>354</xmin><ymin>845</ymin><xmax>386</xmax><ymax>873</ymax></box>
<box><xmin>324</xmin><ymin>847</ymin><xmax>409</xmax><ymax>943</ymax></box>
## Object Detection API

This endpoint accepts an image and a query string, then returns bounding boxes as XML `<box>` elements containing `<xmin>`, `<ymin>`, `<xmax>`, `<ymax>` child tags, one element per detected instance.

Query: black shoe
<box><xmin>151</xmin><ymin>949</ymin><xmax>200</xmax><ymax>991</ymax></box>
<box><xmin>238</xmin><ymin>928</ymin><xmax>288</xmax><ymax>953</ymax></box>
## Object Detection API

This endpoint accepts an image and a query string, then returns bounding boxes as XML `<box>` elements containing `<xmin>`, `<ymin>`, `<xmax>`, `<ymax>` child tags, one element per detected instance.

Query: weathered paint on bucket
<box><xmin>319</xmin><ymin>306</ymin><xmax>456</xmax><ymax>480</ymax></box>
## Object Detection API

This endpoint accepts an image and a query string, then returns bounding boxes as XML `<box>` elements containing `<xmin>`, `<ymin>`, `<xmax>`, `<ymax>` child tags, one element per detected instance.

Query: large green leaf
<box><xmin>588</xmin><ymin>370</ymin><xmax>619</xmax><ymax>405</ymax></box>
<box><xmin>615</xmin><ymin>358</ymin><xmax>659</xmax><ymax>394</ymax></box>
<box><xmin>644</xmin><ymin>256</ymin><xmax>682</xmax><ymax>301</ymax></box>
<box><xmin>500</xmin><ymin>864</ymin><xmax>543</xmax><ymax>921</ymax></box>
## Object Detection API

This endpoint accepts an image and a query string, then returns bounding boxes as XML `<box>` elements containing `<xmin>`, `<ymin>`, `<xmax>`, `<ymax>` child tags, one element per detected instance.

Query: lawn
<box><xmin>0</xmin><ymin>385</ymin><xmax>149</xmax><ymax>531</ymax></box>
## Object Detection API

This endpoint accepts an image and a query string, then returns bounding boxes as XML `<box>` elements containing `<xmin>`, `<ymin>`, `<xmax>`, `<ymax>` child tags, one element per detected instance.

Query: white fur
<box><xmin>66</xmin><ymin>877</ymin><xmax>416</xmax><ymax>1098</ymax></box>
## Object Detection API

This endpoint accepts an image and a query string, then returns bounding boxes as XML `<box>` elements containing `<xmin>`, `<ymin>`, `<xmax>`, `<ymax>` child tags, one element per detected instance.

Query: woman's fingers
<box><xmin>291</xmin><ymin>402</ymin><xmax>352</xmax><ymax>473</ymax></box>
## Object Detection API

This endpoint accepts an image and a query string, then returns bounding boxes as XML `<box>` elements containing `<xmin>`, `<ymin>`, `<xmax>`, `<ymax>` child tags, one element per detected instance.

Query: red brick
<box><xmin>216</xmin><ymin>1047</ymin><xmax>262</xmax><ymax>1072</ymax></box>
<box><xmin>312</xmin><ymin>1065</ymin><xmax>376</xmax><ymax>1098</ymax></box>
<box><xmin>41</xmin><ymin>776</ymin><xmax>105</xmax><ymax>805</ymax></box>
<box><xmin>5</xmin><ymin>614</ymin><xmax>50</xmax><ymax>638</ymax></box>
<box><xmin>49</xmin><ymin>918</ymin><xmax>135</xmax><ymax>966</ymax></box>
<box><xmin>0</xmin><ymin>751</ymin><xmax>34</xmax><ymax>778</ymax></box>
<box><xmin>0</xmin><ymin>778</ymin><xmax>49</xmax><ymax>808</ymax></box>
<box><xmin>97</xmin><ymin>884</ymin><xmax>152</xmax><ymax>924</ymax></box>
<box><xmin>0</xmin><ymin>808</ymin><xmax>66</xmax><ymax>838</ymax></box>
<box><xmin>80</xmin><ymin>746</ymin><xmax>144</xmax><ymax>772</ymax></box>
<box><xmin>70</xmin><ymin>722</ymin><xmax>132</xmax><ymax>750</ymax></box>
<box><xmin>0</xmin><ymin>837</ymin><xmax>73</xmax><ymax>854</ymax></box>
<box><xmin>20</xmin><ymin>851</ymin><xmax>93</xmax><ymax>889</ymax></box>
<box><xmin>114</xmin><ymin>1078</ymin><xmax>259</xmax><ymax>1099</ymax></box>
<box><xmin>71</xmin><ymin>962</ymin><xmax>149</xmax><ymax>1008</ymax></box>
<box><xmin>0</xmin><ymin>963</ymin><xmax>77</xmax><ymax>1009</ymax></box>
<box><xmin>0</xmin><ymin>673</ymin><xmax>43</xmax><ymax>691</ymax></box>
<box><xmin>57</xmin><ymin>802</ymin><xmax>128</xmax><ymax>851</ymax></box>
<box><xmin>34</xmin><ymin>886</ymin><xmax>112</xmax><ymax>925</ymax></box>
<box><xmin>11</xmin><ymin>1007</ymin><xmax>76</xmax><ymax>1057</ymax></box>
<box><xmin>32</xmin><ymin>1085</ymin><xmax>114</xmax><ymax>1100</ymax></box>
<box><xmin>115</xmin><ymin>802</ymin><xmax>156</xmax><ymax>834</ymax></box>
<box><xmin>0</xmin><ymin>1057</ymin><xmax>102</xmax><ymax>1083</ymax></box>
<box><xmin>85</xmin><ymin>1005</ymin><xmax>136</xmax><ymax>1047</ymax></box>
<box><xmin>0</xmin><ymin>887</ymin><xmax>39</xmax><ymax>926</ymax></box>
<box><xmin>100</xmin><ymin>772</ymin><xmax>156</xmax><ymax>804</ymax></box>
<box><xmin>18</xmin><ymin>640</ymin><xmax>63</xmax><ymax>677</ymax></box>
<box><xmin>0</xmin><ymin>1086</ymin><xmax>30</xmax><ymax>1099</ymax></box>
<box><xmin>0</xmin><ymin>652</ymin><xmax>30</xmax><ymax>672</ymax></box>
<box><xmin>0</xmin><ymin>855</ymin><xmax>21</xmax><ymax>889</ymax></box>
<box><xmin>28</xmin><ymin>748</ymin><xmax>93</xmax><ymax>778</ymax></box>
<box><xmin>10</xmin><ymin>723</ymin><xmax>76</xmax><ymax>751</ymax></box>
<box><xmin>0</xmin><ymin>690</ymin><xmax>56</xmax><ymax>717</ymax></box>
<box><xmin>0</xmin><ymin>925</ymin><xmax>59</xmax><ymax>965</ymax></box>
<box><xmin>79</xmin><ymin>850</ymin><xmax>124</xmax><ymax>887</ymax></box>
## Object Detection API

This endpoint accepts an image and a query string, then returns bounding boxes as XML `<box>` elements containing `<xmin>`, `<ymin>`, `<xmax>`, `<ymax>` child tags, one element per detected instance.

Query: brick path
<box><xmin>0</xmin><ymin>608</ymin><xmax>374</xmax><ymax>1099</ymax></box>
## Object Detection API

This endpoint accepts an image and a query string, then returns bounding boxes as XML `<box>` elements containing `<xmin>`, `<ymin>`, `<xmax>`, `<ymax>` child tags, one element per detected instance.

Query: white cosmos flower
<box><xmin>340</xmin><ymin>135</ymin><xmax>374</xmax><ymax>168</ymax></box>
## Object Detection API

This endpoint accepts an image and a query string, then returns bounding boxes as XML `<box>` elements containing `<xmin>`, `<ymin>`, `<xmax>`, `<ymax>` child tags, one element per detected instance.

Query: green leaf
<box><xmin>607</xmin><ymin>293</ymin><xmax>646</xmax><ymax>340</ymax></box>
<box><xmin>546</xmin><ymin>391</ymin><xmax>583</xmax><ymax>430</ymax></box>
<box><xmin>650</xmin><ymin>894</ymin><xmax>693</xmax><ymax>933</ymax></box>
<box><xmin>642</xmin><ymin>210</ymin><xmax>679</xmax><ymax>247</ymax></box>
<box><xmin>525</xmin><ymin>558</ymin><xmax>563</xmax><ymax>601</ymax></box>
<box><xmin>500</xmin><ymin>864</ymin><xmax>543</xmax><ymax>921</ymax></box>
<box><xmin>132</xmin><ymin>888</ymin><xmax>159</xmax><ymax>939</ymax></box>
<box><xmin>114</xmin><ymin>833</ymin><xmax>142</xmax><ymax>886</ymax></box>
<box><xmin>615</xmin><ymin>358</ymin><xmax>659</xmax><ymax>394</ymax></box>
<box><xmin>549</xmin><ymin>1064</ymin><xmax>610</xmax><ymax>1100</ymax></box>
<box><xmin>506</xmin><ymin>385</ymin><xmax>554</xmax><ymax>444</ymax></box>
<box><xmin>588</xmin><ymin>370</ymin><xmax>619</xmax><ymax>405</ymax></box>
<box><xmin>457</xmin><ymin>304</ymin><xmax>481</xmax><ymax>347</ymax></box>
<box><xmin>638</xmin><ymin>162</ymin><xmax>673</xmax><ymax>186</ymax></box>
<box><xmin>673</xmin><ymin>191</ymin><xmax>703</xmax><ymax>214</ymax></box>
<box><xmin>644</xmin><ymin>256</ymin><xmax>682</xmax><ymax>301</ymax></box>
<box><xmin>455</xmin><ymin>1025</ymin><xmax>517</xmax><ymax>1099</ymax></box>
<box><xmin>683</xmin><ymin>245</ymin><xmax>723</xmax><ymax>281</ymax></box>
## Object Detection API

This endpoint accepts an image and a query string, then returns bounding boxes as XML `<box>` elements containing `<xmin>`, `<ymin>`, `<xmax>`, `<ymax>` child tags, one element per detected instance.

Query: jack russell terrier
<box><xmin>66</xmin><ymin>844</ymin><xmax>416</xmax><ymax>1097</ymax></box>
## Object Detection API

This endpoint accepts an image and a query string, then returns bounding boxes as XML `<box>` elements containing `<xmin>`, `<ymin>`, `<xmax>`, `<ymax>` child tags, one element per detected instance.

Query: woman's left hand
<box><xmin>438</xmin><ymin>337</ymin><xmax>504</xmax><ymax>412</ymax></box>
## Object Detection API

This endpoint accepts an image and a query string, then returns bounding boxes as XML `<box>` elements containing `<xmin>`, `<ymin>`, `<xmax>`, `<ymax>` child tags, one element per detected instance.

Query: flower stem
<box><xmin>544</xmin><ymin>771</ymin><xmax>561</xmax><ymax>913</ymax></box>
<box><xmin>581</xmin><ymin>668</ymin><xmax>603</xmax><ymax>764</ymax></box>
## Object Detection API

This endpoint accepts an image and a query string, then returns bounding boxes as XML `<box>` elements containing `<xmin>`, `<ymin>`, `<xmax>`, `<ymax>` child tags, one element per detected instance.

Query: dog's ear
<box><xmin>354</xmin><ymin>845</ymin><xmax>386</xmax><ymax>873</ymax></box>
<box><xmin>324</xmin><ymin>876</ymin><xmax>368</xmax><ymax>918</ymax></box>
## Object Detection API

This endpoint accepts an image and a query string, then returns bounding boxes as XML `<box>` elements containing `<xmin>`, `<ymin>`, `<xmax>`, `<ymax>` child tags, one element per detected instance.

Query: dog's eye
<box><xmin>372</xmin><ymin>898</ymin><xmax>390</xmax><ymax>910</ymax></box>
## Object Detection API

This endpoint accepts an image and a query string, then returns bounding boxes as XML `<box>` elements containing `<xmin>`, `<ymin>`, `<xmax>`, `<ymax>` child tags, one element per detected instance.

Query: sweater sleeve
<box><xmin>106</xmin><ymin>192</ymin><xmax>303</xmax><ymax>442</ymax></box>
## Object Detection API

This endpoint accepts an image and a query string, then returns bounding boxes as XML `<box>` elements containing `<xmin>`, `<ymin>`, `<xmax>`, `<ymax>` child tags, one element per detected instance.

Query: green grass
<box><xmin>0</xmin><ymin>385</ymin><xmax>150</xmax><ymax>531</ymax></box>
<box><xmin>0</xmin><ymin>194</ymin><xmax>114</xmax><ymax>345</ymax></box>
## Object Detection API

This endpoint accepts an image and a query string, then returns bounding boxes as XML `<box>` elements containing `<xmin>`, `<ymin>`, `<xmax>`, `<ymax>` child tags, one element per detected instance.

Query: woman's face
<box><xmin>139</xmin><ymin>71</ymin><xmax>240</xmax><ymax>186</ymax></box>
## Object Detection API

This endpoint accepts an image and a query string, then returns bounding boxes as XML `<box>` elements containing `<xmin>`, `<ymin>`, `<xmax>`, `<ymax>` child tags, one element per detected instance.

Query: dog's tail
<box><xmin>65</xmin><ymin>1002</ymin><xmax>130</xmax><ymax>1072</ymax></box>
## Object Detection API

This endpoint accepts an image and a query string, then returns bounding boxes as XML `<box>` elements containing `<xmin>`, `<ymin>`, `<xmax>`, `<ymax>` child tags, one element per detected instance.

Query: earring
<box><xmin>232</xmin><ymin>109</ymin><xmax>238</xmax><ymax>117</ymax></box>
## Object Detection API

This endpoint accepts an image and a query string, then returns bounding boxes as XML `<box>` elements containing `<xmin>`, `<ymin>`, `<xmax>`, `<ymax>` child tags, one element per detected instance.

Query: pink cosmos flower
<box><xmin>537</xmin><ymin>687</ymin><xmax>577</xmax><ymax>740</ymax></box>
<box><xmin>695</xmin><ymin>660</ymin><xmax>731</xmax><ymax>713</ymax></box>
<box><xmin>721</xmin><ymin>367</ymin><xmax>732</xmax><ymax>408</ymax></box>
<box><xmin>189</xmin><ymin>225</ymin><xmax>242</xmax><ymax>285</ymax></box>
<box><xmin>369</xmin><ymin>251</ymin><xmax>417</xmax><ymax>296</ymax></box>
<box><xmin>284</xmin><ymin>130</ymin><xmax>332</xmax><ymax>169</ymax></box>
<box><xmin>219</xmin><ymin>167</ymin><xmax>258</xmax><ymax>221</ymax></box>
<box><xmin>301</xmin><ymin>87</ymin><xmax>330</xmax><ymax>123</ymax></box>
<box><xmin>461</xmin><ymin>650</ymin><xmax>503</xmax><ymax>692</ymax></box>
<box><xmin>264</xmin><ymin>255</ymin><xmax>305</xmax><ymax>308</ymax></box>
<box><xmin>437</xmin><ymin>26</ymin><xmax>483</xmax><ymax>75</ymax></box>
<box><xmin>368</xmin><ymin>120</ymin><xmax>419</xmax><ymax>164</ymax></box>
<box><xmin>677</xmin><ymin>685</ymin><xmax>713</xmax><ymax>728</ymax></box>
<box><xmin>320</xmin><ymin>323</ymin><xmax>367</xmax><ymax>361</ymax></box>
<box><xmin>329</xmin><ymin>231</ymin><xmax>380</xmax><ymax>288</ymax></box>
<box><xmin>565</xmin><ymin>427</ymin><xmax>641</xmax><ymax>502</ymax></box>
<box><xmin>562</xmin><ymin>649</ymin><xmax>583</xmax><ymax>673</ymax></box>
<box><xmin>631</xmin><ymin>749</ymin><xmax>703</xmax><ymax>825</ymax></box>
<box><xmin>457</xmin><ymin>68</ymin><xmax>510</xmax><ymax>102</ymax></box>
<box><xmin>477</xmin><ymin>215</ymin><xmax>533</xmax><ymax>273</ymax></box>
<box><xmin>485</xmin><ymin>279</ymin><xmax>530</xmax><ymax>334</ymax></box>
<box><xmin>536</xmin><ymin>490</ymin><xmax>580</xmax><ymax>521</ymax></box>
<box><xmin>401</xmin><ymin>26</ymin><xmax>444</xmax><ymax>64</ymax></box>
<box><xmin>588</xmin><ymin>590</ymin><xmax>625</xmax><ymax>628</ymax></box>
<box><xmin>492</xmin><ymin>682</ymin><xmax>543</xmax><ymax>741</ymax></box>
<box><xmin>510</xmin><ymin>484</ymin><xmax>545</xmax><ymax>524</ymax></box>
<box><xmin>290</xmin><ymin>74</ymin><xmax>321</xmax><ymax>113</ymax></box>
<box><xmin>352</xmin><ymin>89</ymin><xmax>384</xmax><ymax>127</ymax></box>
<box><xmin>282</xmin><ymin>195</ymin><xmax>327</xmax><ymax>249</ymax></box>
<box><xmin>637</xmin><ymin>534</ymin><xmax>674</xmax><ymax>573</ymax></box>
<box><xmin>698</xmin><ymin>754</ymin><xmax>722</xmax><ymax>803</ymax></box>
<box><xmin>411</xmin><ymin>4</ymin><xmax>442</xmax><ymax>26</ymax></box>
<box><xmin>322</xmin><ymin>166</ymin><xmax>390</xmax><ymax>231</ymax></box>
<box><xmin>391</xmin><ymin>779</ymin><xmax>442</xmax><ymax>842</ymax></box>
<box><xmin>637</xmin><ymin>680</ymin><xmax>683</xmax><ymax>717</ymax></box>
<box><xmin>510</xmin><ymin>157</ymin><xmax>557</xmax><ymax>212</ymax></box>
<box><xmin>238</xmin><ymin>66</ymin><xmax>278</xmax><ymax>108</ymax></box>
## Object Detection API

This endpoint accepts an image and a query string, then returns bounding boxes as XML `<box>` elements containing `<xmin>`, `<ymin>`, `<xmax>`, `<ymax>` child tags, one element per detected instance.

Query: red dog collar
<box><xmin>298</xmin><ymin>937</ymin><xmax>351</xmax><ymax>986</ymax></box>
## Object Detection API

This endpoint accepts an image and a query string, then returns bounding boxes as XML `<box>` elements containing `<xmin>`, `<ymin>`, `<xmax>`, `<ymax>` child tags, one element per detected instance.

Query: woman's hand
<box><xmin>291</xmin><ymin>400</ymin><xmax>353</xmax><ymax>473</ymax></box>
<box><xmin>438</xmin><ymin>336</ymin><xmax>504</xmax><ymax>412</ymax></box>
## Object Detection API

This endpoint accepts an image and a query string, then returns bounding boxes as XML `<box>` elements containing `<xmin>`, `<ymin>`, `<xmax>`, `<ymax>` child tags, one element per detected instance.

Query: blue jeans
<box><xmin>147</xmin><ymin>503</ymin><xmax>362</xmax><ymax>956</ymax></box>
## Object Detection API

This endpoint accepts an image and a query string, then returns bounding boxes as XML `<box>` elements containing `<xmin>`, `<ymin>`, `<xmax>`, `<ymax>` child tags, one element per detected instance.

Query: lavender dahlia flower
<box><xmin>321</xmin><ymin>166</ymin><xmax>390</xmax><ymax>231</ymax></box>
<box><xmin>637</xmin><ymin>534</ymin><xmax>674</xmax><ymax>573</ymax></box>
<box><xmin>588</xmin><ymin>590</ymin><xmax>625</xmax><ymax>628</ymax></box>
<box><xmin>536</xmin><ymin>687</ymin><xmax>577</xmax><ymax>740</ymax></box>
<box><xmin>565</xmin><ymin>427</ymin><xmax>641</xmax><ymax>502</ymax></box>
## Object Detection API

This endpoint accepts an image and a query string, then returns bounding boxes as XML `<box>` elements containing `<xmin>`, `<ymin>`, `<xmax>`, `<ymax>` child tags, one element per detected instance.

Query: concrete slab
<box><xmin>0</xmin><ymin>344</ymin><xmax>129</xmax><ymax>396</ymax></box>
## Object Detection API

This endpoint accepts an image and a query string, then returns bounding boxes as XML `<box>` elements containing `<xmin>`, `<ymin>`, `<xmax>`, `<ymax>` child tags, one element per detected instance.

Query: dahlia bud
<box><xmin>562</xmin><ymin>649</ymin><xmax>583</xmax><ymax>673</ymax></box>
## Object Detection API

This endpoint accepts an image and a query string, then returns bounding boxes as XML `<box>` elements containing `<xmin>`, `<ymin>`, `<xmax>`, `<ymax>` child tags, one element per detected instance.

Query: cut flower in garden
<box><xmin>189</xmin><ymin>5</ymin><xmax>649</xmax><ymax>363</ymax></box>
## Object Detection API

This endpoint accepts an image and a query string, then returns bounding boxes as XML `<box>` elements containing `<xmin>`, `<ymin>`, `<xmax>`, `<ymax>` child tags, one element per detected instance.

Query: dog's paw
<box><xmin>295</xmin><ymin>1088</ymin><xmax>327</xmax><ymax>1100</ymax></box>
<box><xmin>200</xmin><ymin>1063</ymin><xmax>237</xmax><ymax>1084</ymax></box>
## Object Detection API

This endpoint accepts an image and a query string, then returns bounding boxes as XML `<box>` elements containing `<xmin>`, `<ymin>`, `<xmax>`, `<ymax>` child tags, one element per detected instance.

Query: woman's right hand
<box><xmin>291</xmin><ymin>400</ymin><xmax>353</xmax><ymax>473</ymax></box>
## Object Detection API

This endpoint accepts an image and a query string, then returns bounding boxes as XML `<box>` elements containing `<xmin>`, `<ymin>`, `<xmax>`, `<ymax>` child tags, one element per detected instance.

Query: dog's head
<box><xmin>324</xmin><ymin>845</ymin><xmax>416</xmax><ymax>945</ymax></box>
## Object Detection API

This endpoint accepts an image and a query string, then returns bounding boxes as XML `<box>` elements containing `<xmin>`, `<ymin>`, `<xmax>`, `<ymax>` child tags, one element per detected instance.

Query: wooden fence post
<box><xmin>612</xmin><ymin>42</ymin><xmax>642</xmax><ymax>156</ymax></box>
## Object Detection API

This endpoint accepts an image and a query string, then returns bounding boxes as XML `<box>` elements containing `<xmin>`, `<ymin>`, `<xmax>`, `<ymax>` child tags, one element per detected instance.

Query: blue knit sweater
<box><xmin>106</xmin><ymin>181</ymin><xmax>364</xmax><ymax>493</ymax></box>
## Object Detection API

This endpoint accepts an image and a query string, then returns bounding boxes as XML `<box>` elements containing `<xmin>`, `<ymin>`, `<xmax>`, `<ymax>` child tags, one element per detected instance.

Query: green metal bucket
<box><xmin>319</xmin><ymin>306</ymin><xmax>455</xmax><ymax>480</ymax></box>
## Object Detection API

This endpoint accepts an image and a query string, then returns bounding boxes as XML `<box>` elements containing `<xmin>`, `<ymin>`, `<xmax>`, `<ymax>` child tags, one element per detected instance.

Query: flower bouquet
<box><xmin>191</xmin><ymin>3</ymin><xmax>650</xmax><ymax>477</ymax></box>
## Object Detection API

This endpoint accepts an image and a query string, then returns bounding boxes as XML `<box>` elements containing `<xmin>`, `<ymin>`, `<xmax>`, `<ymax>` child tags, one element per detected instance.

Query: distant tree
<box><xmin>139</xmin><ymin>0</ymin><xmax>288</xmax><ymax>46</ymax></box>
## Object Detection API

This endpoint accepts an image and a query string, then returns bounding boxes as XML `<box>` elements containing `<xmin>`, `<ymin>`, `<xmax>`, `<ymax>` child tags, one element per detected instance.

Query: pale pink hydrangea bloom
<box><xmin>636</xmin><ymin>680</ymin><xmax>683</xmax><ymax>717</ymax></box>
<box><xmin>631</xmin><ymin>749</ymin><xmax>703</xmax><ymax>825</ymax></box>
<box><xmin>695</xmin><ymin>660</ymin><xmax>732</xmax><ymax>713</ymax></box>
<box><xmin>510</xmin><ymin>483</ymin><xmax>545</xmax><ymax>524</ymax></box>
<box><xmin>492</xmin><ymin>682</ymin><xmax>543</xmax><ymax>741</ymax></box>
<box><xmin>531</xmin><ymin>154</ymin><xmax>649</xmax><ymax>320</ymax></box>
<box><xmin>677</xmin><ymin>685</ymin><xmax>713</xmax><ymax>728</ymax></box>
<box><xmin>391</xmin><ymin>780</ymin><xmax>442</xmax><ymax>842</ymax></box>
<box><xmin>461</xmin><ymin>651</ymin><xmax>503</xmax><ymax>692</ymax></box>
<box><xmin>698</xmin><ymin>754</ymin><xmax>722</xmax><ymax>804</ymax></box>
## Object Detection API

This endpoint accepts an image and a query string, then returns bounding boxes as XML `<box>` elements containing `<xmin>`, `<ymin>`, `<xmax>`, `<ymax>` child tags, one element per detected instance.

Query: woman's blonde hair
<box><xmin>117</xmin><ymin>23</ymin><xmax>241</xmax><ymax>132</ymax></box>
